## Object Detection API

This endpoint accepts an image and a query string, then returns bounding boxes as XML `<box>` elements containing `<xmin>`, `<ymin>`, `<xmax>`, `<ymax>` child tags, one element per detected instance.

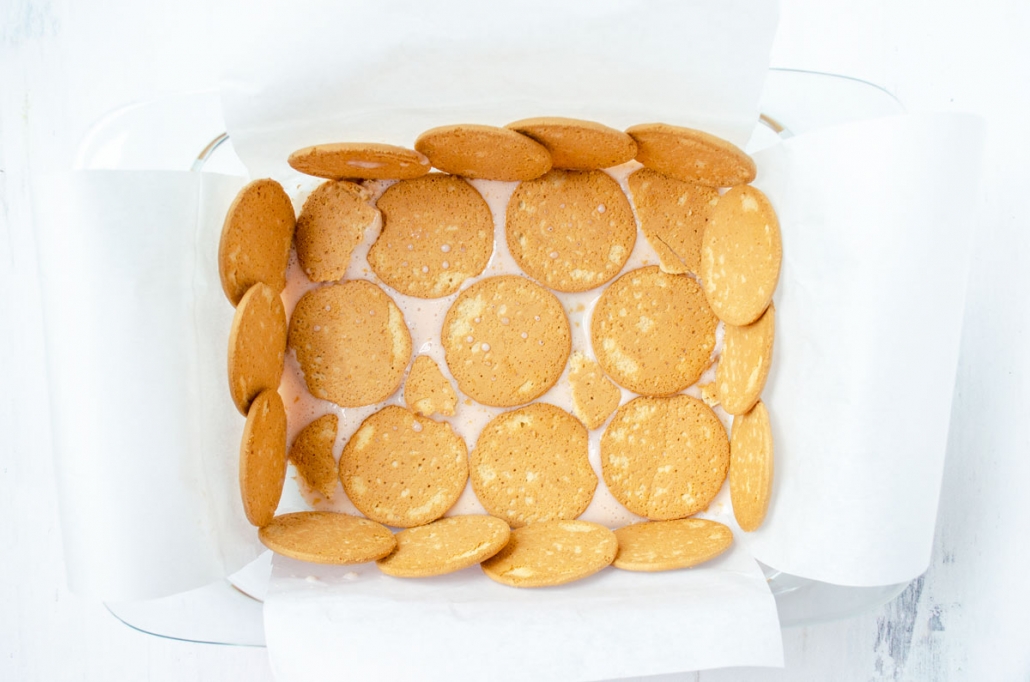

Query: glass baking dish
<box><xmin>77</xmin><ymin>68</ymin><xmax>910</xmax><ymax>647</ymax></box>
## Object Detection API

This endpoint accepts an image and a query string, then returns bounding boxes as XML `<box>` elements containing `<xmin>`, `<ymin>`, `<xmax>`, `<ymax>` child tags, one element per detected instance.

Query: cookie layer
<box><xmin>368</xmin><ymin>174</ymin><xmax>493</xmax><ymax>298</ymax></box>
<box><xmin>404</xmin><ymin>355</ymin><xmax>457</xmax><ymax>417</ymax></box>
<box><xmin>626</xmin><ymin>123</ymin><xmax>756</xmax><ymax>188</ymax></box>
<box><xmin>718</xmin><ymin>304</ymin><xmax>775</xmax><ymax>415</ymax></box>
<box><xmin>506</xmin><ymin>170</ymin><xmax>636</xmax><ymax>292</ymax></box>
<box><xmin>481</xmin><ymin>520</ymin><xmax>617</xmax><ymax>588</ymax></box>
<box><xmin>288</xmin><ymin>281</ymin><xmax>412</xmax><ymax>408</ymax></box>
<box><xmin>239</xmin><ymin>389</ymin><xmax>287</xmax><ymax>527</ymax></box>
<box><xmin>259</xmin><ymin>512</ymin><xmax>396</xmax><ymax>564</ymax></box>
<box><xmin>295</xmin><ymin>180</ymin><xmax>378</xmax><ymax>282</ymax></box>
<box><xmin>376</xmin><ymin>515</ymin><xmax>511</xmax><ymax>578</ymax></box>
<box><xmin>442</xmin><ymin>275</ymin><xmax>571</xmax><ymax>407</ymax></box>
<box><xmin>627</xmin><ymin>168</ymin><xmax>718</xmax><ymax>275</ymax></box>
<box><xmin>591</xmin><ymin>266</ymin><xmax>717</xmax><ymax>396</ymax></box>
<box><xmin>470</xmin><ymin>403</ymin><xmax>596</xmax><ymax>528</ymax></box>
<box><xmin>613</xmin><ymin>518</ymin><xmax>734</xmax><ymax>571</ymax></box>
<box><xmin>568</xmin><ymin>351</ymin><xmax>621</xmax><ymax>430</ymax></box>
<box><xmin>415</xmin><ymin>124</ymin><xmax>552</xmax><ymax>181</ymax></box>
<box><xmin>228</xmin><ymin>282</ymin><xmax>287</xmax><ymax>415</ymax></box>
<box><xmin>730</xmin><ymin>401</ymin><xmax>774</xmax><ymax>532</ymax></box>
<box><xmin>601</xmin><ymin>395</ymin><xmax>729</xmax><ymax>520</ymax></box>
<box><xmin>701</xmin><ymin>185</ymin><xmax>781</xmax><ymax>325</ymax></box>
<box><xmin>339</xmin><ymin>406</ymin><xmax>468</xmax><ymax>528</ymax></box>
<box><xmin>506</xmin><ymin>117</ymin><xmax>637</xmax><ymax>170</ymax></box>
<box><xmin>219</xmin><ymin>179</ymin><xmax>296</xmax><ymax>305</ymax></box>
<box><xmin>288</xmin><ymin>413</ymin><xmax>338</xmax><ymax>499</ymax></box>
<box><xmin>288</xmin><ymin>143</ymin><xmax>430</xmax><ymax>180</ymax></box>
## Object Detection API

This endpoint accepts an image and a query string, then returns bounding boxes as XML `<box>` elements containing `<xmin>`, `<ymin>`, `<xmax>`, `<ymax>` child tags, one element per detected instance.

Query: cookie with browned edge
<box><xmin>481</xmin><ymin>520</ymin><xmax>617</xmax><ymax>588</ymax></box>
<box><xmin>601</xmin><ymin>395</ymin><xmax>729</xmax><ymax>520</ymax></box>
<box><xmin>376</xmin><ymin>515</ymin><xmax>510</xmax><ymax>578</ymax></box>
<box><xmin>626</xmin><ymin>123</ymin><xmax>755</xmax><ymax>188</ymax></box>
<box><xmin>219</xmin><ymin>179</ymin><xmax>296</xmax><ymax>305</ymax></box>
<box><xmin>415</xmin><ymin>124</ymin><xmax>551</xmax><ymax>181</ymax></box>
<box><xmin>295</xmin><ymin>180</ymin><xmax>378</xmax><ymax>282</ymax></box>
<box><xmin>627</xmin><ymin>168</ymin><xmax>718</xmax><ymax>275</ymax></box>
<box><xmin>228</xmin><ymin>282</ymin><xmax>286</xmax><ymax>415</ymax></box>
<box><xmin>259</xmin><ymin>511</ymin><xmax>395</xmax><ymax>564</ymax></box>
<box><xmin>288</xmin><ymin>413</ymin><xmax>338</xmax><ymax>499</ymax></box>
<box><xmin>506</xmin><ymin>117</ymin><xmax>637</xmax><ymax>170</ymax></box>
<box><xmin>288</xmin><ymin>280</ymin><xmax>412</xmax><ymax>408</ymax></box>
<box><xmin>239</xmin><ymin>389</ymin><xmax>287</xmax><ymax>527</ymax></box>
<box><xmin>368</xmin><ymin>174</ymin><xmax>493</xmax><ymax>298</ymax></box>
<box><xmin>288</xmin><ymin>143</ymin><xmax>430</xmax><ymax>181</ymax></box>
<box><xmin>613</xmin><ymin>518</ymin><xmax>733</xmax><ymax>571</ymax></box>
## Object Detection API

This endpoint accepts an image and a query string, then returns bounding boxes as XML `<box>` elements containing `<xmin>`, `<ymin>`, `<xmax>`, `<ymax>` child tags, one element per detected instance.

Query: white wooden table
<box><xmin>2</xmin><ymin>1</ymin><xmax>1028</xmax><ymax>679</ymax></box>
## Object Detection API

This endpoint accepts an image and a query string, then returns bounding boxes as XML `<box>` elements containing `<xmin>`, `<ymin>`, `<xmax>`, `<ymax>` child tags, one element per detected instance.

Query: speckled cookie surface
<box><xmin>295</xmin><ymin>180</ymin><xmax>378</xmax><ymax>282</ymax></box>
<box><xmin>288</xmin><ymin>280</ymin><xmax>412</xmax><ymax>408</ymax></box>
<box><xmin>506</xmin><ymin>117</ymin><xmax>637</xmax><ymax>170</ymax></box>
<box><xmin>627</xmin><ymin>168</ymin><xmax>718</xmax><ymax>275</ymax></box>
<box><xmin>568</xmin><ymin>351</ymin><xmax>621</xmax><ymax>430</ymax></box>
<box><xmin>376</xmin><ymin>515</ymin><xmax>511</xmax><ymax>578</ymax></box>
<box><xmin>718</xmin><ymin>304</ymin><xmax>775</xmax><ymax>415</ymax></box>
<box><xmin>404</xmin><ymin>355</ymin><xmax>457</xmax><ymax>417</ymax></box>
<box><xmin>591</xmin><ymin>267</ymin><xmax>717</xmax><ymax>396</ymax></box>
<box><xmin>612</xmin><ymin>518</ymin><xmax>734</xmax><ymax>572</ymax></box>
<box><xmin>442</xmin><ymin>275</ymin><xmax>571</xmax><ymax>407</ymax></box>
<box><xmin>258</xmin><ymin>511</ymin><xmax>396</xmax><ymax>564</ymax></box>
<box><xmin>339</xmin><ymin>406</ymin><xmax>468</xmax><ymax>528</ymax></box>
<box><xmin>415</xmin><ymin>124</ymin><xmax>552</xmax><ymax>181</ymax></box>
<box><xmin>239</xmin><ymin>389</ymin><xmax>287</xmax><ymax>527</ymax></box>
<box><xmin>470</xmin><ymin>403</ymin><xmax>596</xmax><ymax>528</ymax></box>
<box><xmin>730</xmin><ymin>401</ymin><xmax>774</xmax><ymax>532</ymax></box>
<box><xmin>701</xmin><ymin>185</ymin><xmax>781</xmax><ymax>326</ymax></box>
<box><xmin>368</xmin><ymin>174</ymin><xmax>493</xmax><ymax>298</ymax></box>
<box><xmin>601</xmin><ymin>395</ymin><xmax>729</xmax><ymax>520</ymax></box>
<box><xmin>219</xmin><ymin>179</ymin><xmax>296</xmax><ymax>305</ymax></box>
<box><xmin>288</xmin><ymin>142</ymin><xmax>430</xmax><ymax>180</ymax></box>
<box><xmin>626</xmin><ymin>123</ymin><xmax>756</xmax><ymax>188</ymax></box>
<box><xmin>481</xmin><ymin>520</ymin><xmax>617</xmax><ymax>588</ymax></box>
<box><xmin>506</xmin><ymin>170</ymin><xmax>636</xmax><ymax>292</ymax></box>
<box><xmin>288</xmin><ymin>413</ymin><xmax>339</xmax><ymax>500</ymax></box>
<box><xmin>228</xmin><ymin>282</ymin><xmax>286</xmax><ymax>416</ymax></box>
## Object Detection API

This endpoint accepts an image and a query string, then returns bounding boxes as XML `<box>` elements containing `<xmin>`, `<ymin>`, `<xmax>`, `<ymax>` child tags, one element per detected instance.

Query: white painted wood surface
<box><xmin>2</xmin><ymin>1</ymin><xmax>1028</xmax><ymax>679</ymax></box>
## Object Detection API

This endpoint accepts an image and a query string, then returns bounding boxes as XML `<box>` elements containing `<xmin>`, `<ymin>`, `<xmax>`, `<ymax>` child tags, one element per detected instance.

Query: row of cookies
<box><xmin>260</xmin><ymin>510</ymin><xmax>733</xmax><ymax>588</ymax></box>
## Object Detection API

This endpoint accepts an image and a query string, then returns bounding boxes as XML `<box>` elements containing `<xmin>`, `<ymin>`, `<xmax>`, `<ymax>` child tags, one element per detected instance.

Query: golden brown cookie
<box><xmin>470</xmin><ymin>403</ymin><xmax>596</xmax><ymax>528</ymax></box>
<box><xmin>295</xmin><ymin>180</ymin><xmax>378</xmax><ymax>283</ymax></box>
<box><xmin>612</xmin><ymin>518</ymin><xmax>734</xmax><ymax>572</ymax></box>
<box><xmin>718</xmin><ymin>304</ymin><xmax>775</xmax><ymax>415</ymax></box>
<box><xmin>601</xmin><ymin>395</ymin><xmax>729</xmax><ymax>520</ymax></box>
<box><xmin>568</xmin><ymin>351</ymin><xmax>621</xmax><ymax>430</ymax></box>
<box><xmin>730</xmin><ymin>400</ymin><xmax>774</xmax><ymax>532</ymax></box>
<box><xmin>227</xmin><ymin>282</ymin><xmax>287</xmax><ymax>416</ymax></box>
<box><xmin>368</xmin><ymin>174</ymin><xmax>493</xmax><ymax>298</ymax></box>
<box><xmin>376</xmin><ymin>515</ymin><xmax>511</xmax><ymax>578</ymax></box>
<box><xmin>414</xmin><ymin>124</ymin><xmax>552</xmax><ymax>181</ymax></box>
<box><xmin>627</xmin><ymin>168</ymin><xmax>718</xmax><ymax>275</ymax></box>
<box><xmin>219</xmin><ymin>179</ymin><xmax>296</xmax><ymax>306</ymax></box>
<box><xmin>339</xmin><ymin>406</ymin><xmax>468</xmax><ymax>528</ymax></box>
<box><xmin>698</xmin><ymin>382</ymin><xmax>720</xmax><ymax>408</ymax></box>
<box><xmin>258</xmin><ymin>511</ymin><xmax>396</xmax><ymax>564</ymax></box>
<box><xmin>442</xmin><ymin>275</ymin><xmax>571</xmax><ymax>407</ymax></box>
<box><xmin>481</xmin><ymin>520</ymin><xmax>617</xmax><ymax>588</ymax></box>
<box><xmin>239</xmin><ymin>389</ymin><xmax>287</xmax><ymax>527</ymax></box>
<box><xmin>404</xmin><ymin>355</ymin><xmax>457</xmax><ymax>417</ymax></box>
<box><xmin>287</xmin><ymin>143</ymin><xmax>430</xmax><ymax>181</ymax></box>
<box><xmin>701</xmin><ymin>185</ymin><xmax>782</xmax><ymax>326</ymax></box>
<box><xmin>288</xmin><ymin>280</ymin><xmax>412</xmax><ymax>408</ymax></box>
<box><xmin>591</xmin><ymin>266</ymin><xmax>718</xmax><ymax>396</ymax></box>
<box><xmin>626</xmin><ymin>123</ymin><xmax>756</xmax><ymax>188</ymax></box>
<box><xmin>288</xmin><ymin>413</ymin><xmax>339</xmax><ymax>499</ymax></box>
<box><xmin>506</xmin><ymin>170</ymin><xmax>636</xmax><ymax>292</ymax></box>
<box><xmin>506</xmin><ymin>117</ymin><xmax>637</xmax><ymax>170</ymax></box>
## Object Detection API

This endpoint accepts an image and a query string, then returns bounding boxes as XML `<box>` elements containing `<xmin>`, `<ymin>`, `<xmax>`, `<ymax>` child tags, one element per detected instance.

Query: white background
<box><xmin>2</xmin><ymin>0</ymin><xmax>1028</xmax><ymax>679</ymax></box>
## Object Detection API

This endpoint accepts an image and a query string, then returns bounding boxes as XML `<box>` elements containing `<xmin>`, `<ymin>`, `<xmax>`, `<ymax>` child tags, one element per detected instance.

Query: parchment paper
<box><xmin>35</xmin><ymin>170</ymin><xmax>263</xmax><ymax>600</ymax></box>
